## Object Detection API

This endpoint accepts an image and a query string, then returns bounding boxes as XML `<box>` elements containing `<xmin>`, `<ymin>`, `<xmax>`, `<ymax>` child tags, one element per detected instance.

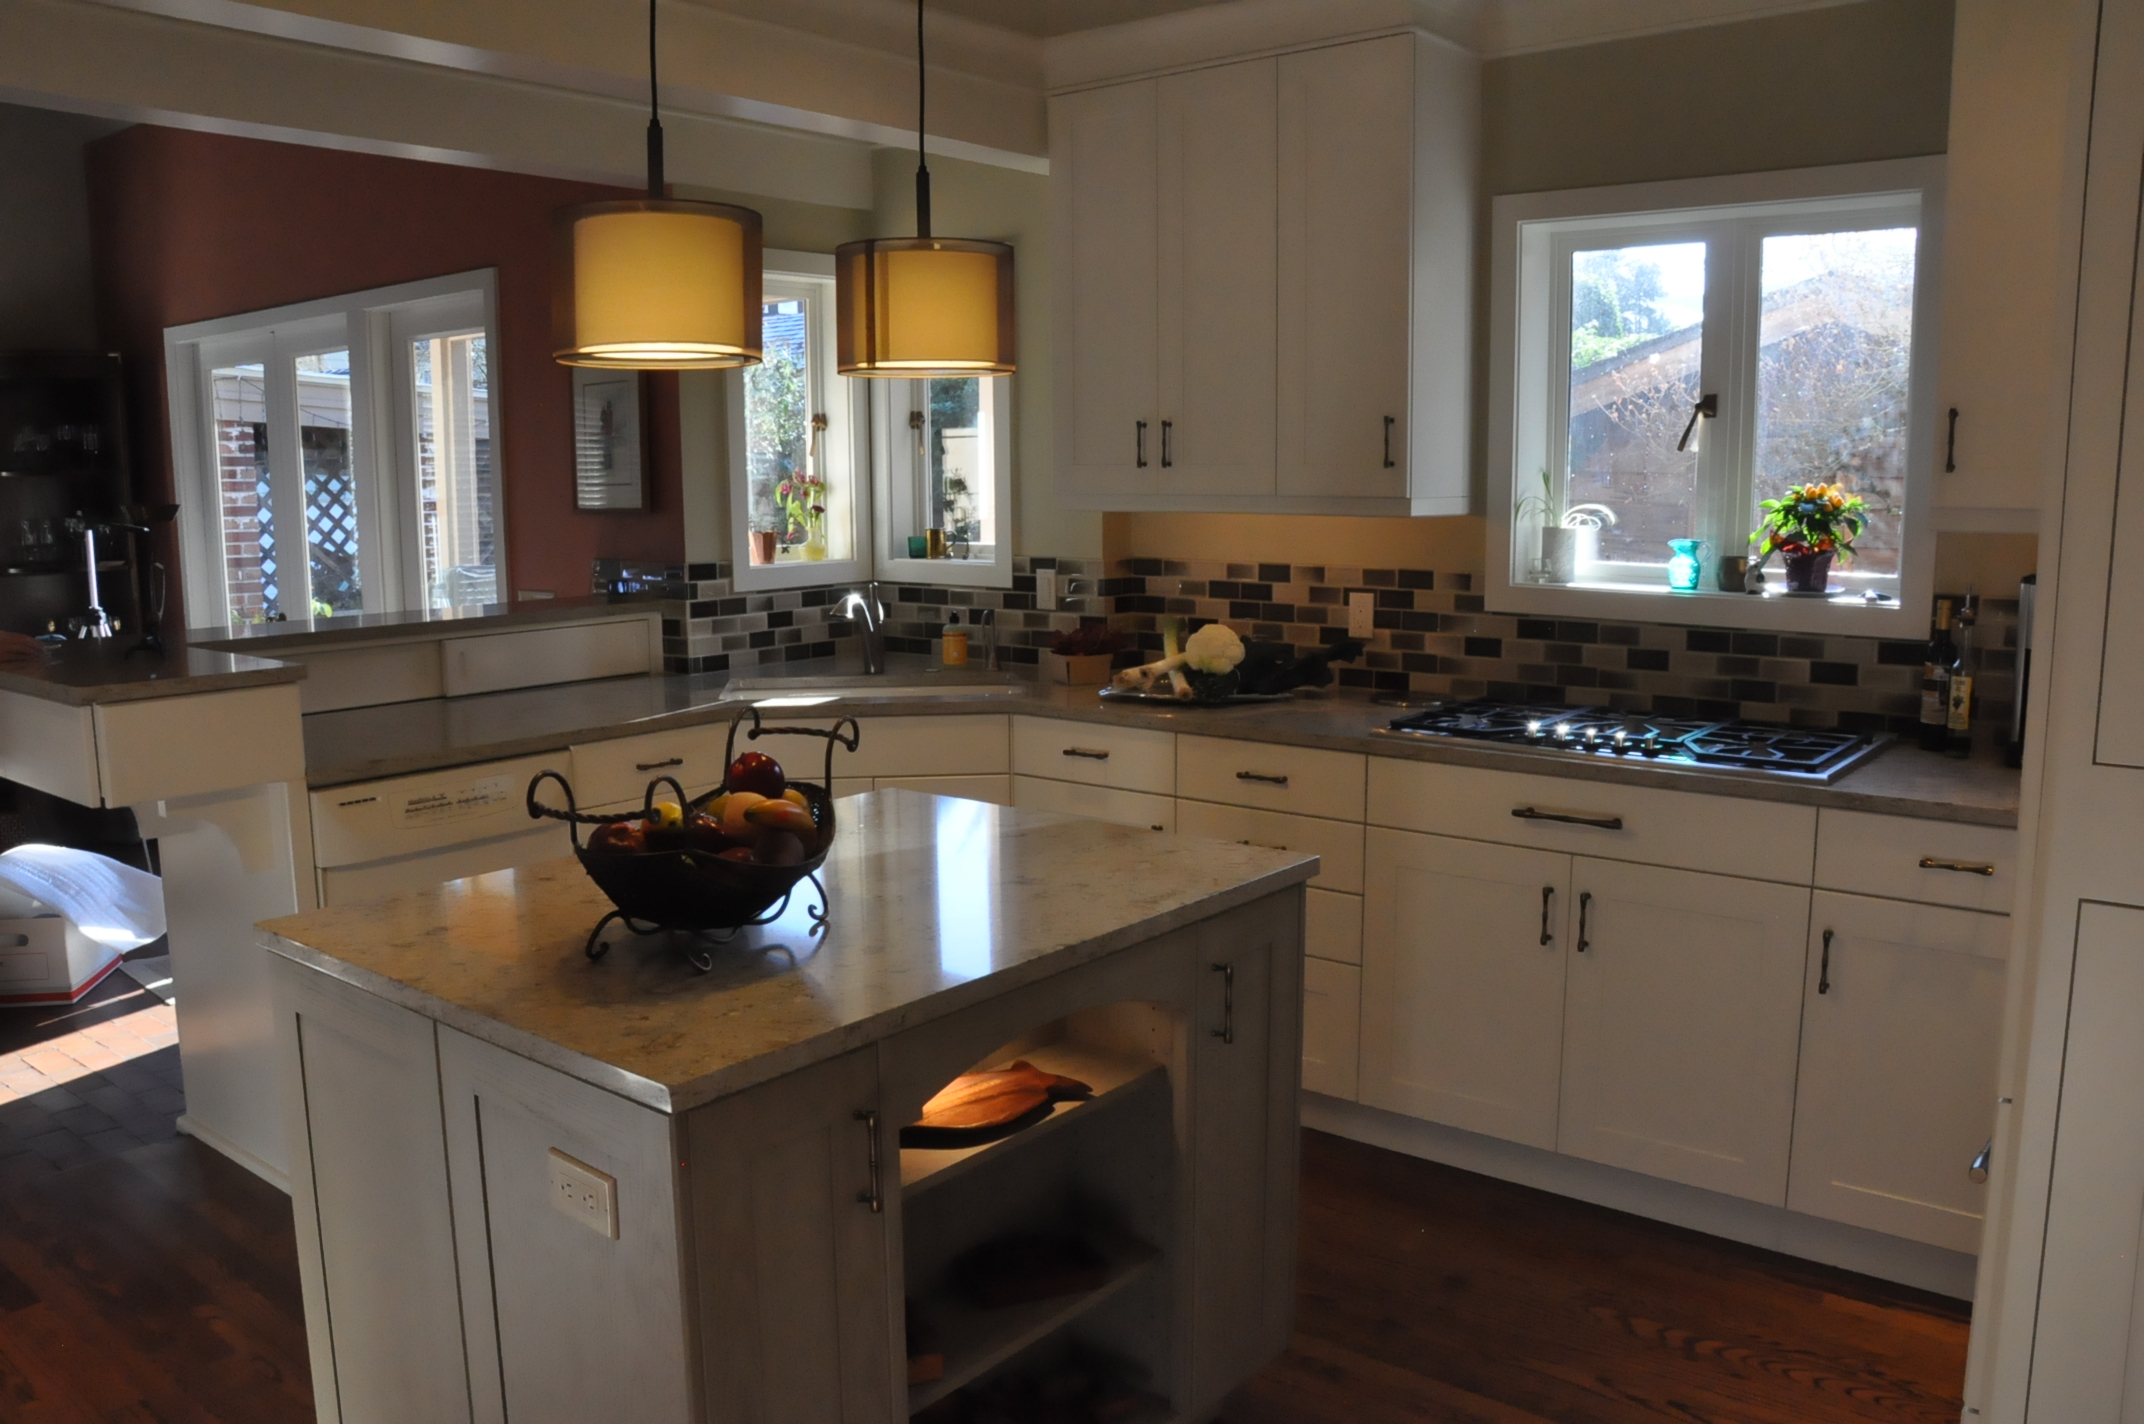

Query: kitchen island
<box><xmin>260</xmin><ymin>788</ymin><xmax>1315</xmax><ymax>1424</ymax></box>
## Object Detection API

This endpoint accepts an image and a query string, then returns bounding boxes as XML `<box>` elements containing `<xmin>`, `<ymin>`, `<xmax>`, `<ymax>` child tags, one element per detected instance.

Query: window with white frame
<box><xmin>166</xmin><ymin>271</ymin><xmax>504</xmax><ymax>625</ymax></box>
<box><xmin>1489</xmin><ymin>160</ymin><xmax>1943</xmax><ymax>634</ymax></box>
<box><xmin>728</xmin><ymin>251</ymin><xmax>1013</xmax><ymax>591</ymax></box>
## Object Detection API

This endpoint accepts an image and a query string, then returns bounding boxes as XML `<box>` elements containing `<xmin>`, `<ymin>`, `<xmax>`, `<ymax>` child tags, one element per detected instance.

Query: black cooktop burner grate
<box><xmin>1380</xmin><ymin>699</ymin><xmax>1883</xmax><ymax>782</ymax></box>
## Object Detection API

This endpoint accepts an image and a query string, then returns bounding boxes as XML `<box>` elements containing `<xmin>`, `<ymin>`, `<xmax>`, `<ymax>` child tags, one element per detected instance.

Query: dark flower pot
<box><xmin>1783</xmin><ymin>550</ymin><xmax>1835</xmax><ymax>593</ymax></box>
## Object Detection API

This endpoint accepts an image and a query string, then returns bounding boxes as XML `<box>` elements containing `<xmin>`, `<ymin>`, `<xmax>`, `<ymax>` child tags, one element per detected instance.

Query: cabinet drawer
<box><xmin>875</xmin><ymin>775</ymin><xmax>1012</xmax><ymax>805</ymax></box>
<box><xmin>1012</xmin><ymin>716</ymin><xmax>1175</xmax><ymax>793</ymax></box>
<box><xmin>1305</xmin><ymin>887</ymin><xmax>1361</xmax><ymax>966</ymax></box>
<box><xmin>312</xmin><ymin>755</ymin><xmax>563</xmax><ymax>868</ymax></box>
<box><xmin>570</xmin><ymin>725</ymin><xmax>732</xmax><ymax>809</ymax></box>
<box><xmin>1012</xmin><ymin>775</ymin><xmax>1176</xmax><ymax>832</ymax></box>
<box><xmin>745</xmin><ymin>714</ymin><xmax>1007</xmax><ymax>782</ymax></box>
<box><xmin>1302</xmin><ymin>958</ymin><xmax>1360</xmax><ymax>1101</ymax></box>
<box><xmin>1367</xmin><ymin>758</ymin><xmax>1815</xmax><ymax>885</ymax></box>
<box><xmin>1177</xmin><ymin>735</ymin><xmax>1365</xmax><ymax>821</ymax></box>
<box><xmin>441</xmin><ymin>618</ymin><xmax>655</xmax><ymax>697</ymax></box>
<box><xmin>318</xmin><ymin>823</ymin><xmax>570</xmax><ymax>905</ymax></box>
<box><xmin>1815</xmin><ymin>810</ymin><xmax>2017</xmax><ymax>913</ymax></box>
<box><xmin>1175</xmin><ymin>801</ymin><xmax>1362</xmax><ymax>893</ymax></box>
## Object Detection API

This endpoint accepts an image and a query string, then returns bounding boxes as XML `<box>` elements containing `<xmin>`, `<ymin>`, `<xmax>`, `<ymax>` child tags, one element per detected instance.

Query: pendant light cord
<box><xmin>915</xmin><ymin>0</ymin><xmax>932</xmax><ymax>239</ymax></box>
<box><xmin>646</xmin><ymin>0</ymin><xmax>665</xmax><ymax>197</ymax></box>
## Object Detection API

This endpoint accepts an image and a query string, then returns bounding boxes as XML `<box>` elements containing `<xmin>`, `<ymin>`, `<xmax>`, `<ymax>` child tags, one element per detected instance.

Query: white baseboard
<box><xmin>1302</xmin><ymin>1093</ymin><xmax>1979</xmax><ymax>1301</ymax></box>
<box><xmin>177</xmin><ymin>1112</ymin><xmax>291</xmax><ymax>1195</ymax></box>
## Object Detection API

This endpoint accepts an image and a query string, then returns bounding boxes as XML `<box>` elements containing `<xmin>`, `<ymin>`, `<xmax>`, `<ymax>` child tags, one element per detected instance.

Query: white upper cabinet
<box><xmin>1931</xmin><ymin>0</ymin><xmax>2096</xmax><ymax>530</ymax></box>
<box><xmin>1158</xmin><ymin>58</ymin><xmax>1278</xmax><ymax>496</ymax></box>
<box><xmin>1053</xmin><ymin>79</ymin><xmax>1160</xmax><ymax>496</ymax></box>
<box><xmin>1050</xmin><ymin>23</ymin><xmax>1477</xmax><ymax>515</ymax></box>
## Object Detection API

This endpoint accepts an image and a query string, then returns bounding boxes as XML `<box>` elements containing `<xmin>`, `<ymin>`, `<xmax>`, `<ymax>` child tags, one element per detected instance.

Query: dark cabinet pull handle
<box><xmin>1539</xmin><ymin>886</ymin><xmax>1554</xmax><ymax>946</ymax></box>
<box><xmin>1576</xmin><ymin>891</ymin><xmax>1593</xmax><ymax>953</ymax></box>
<box><xmin>1970</xmin><ymin>1138</ymin><xmax>1992</xmax><ymax>1184</ymax></box>
<box><xmin>854</xmin><ymin>1109</ymin><xmax>882</xmax><ymax>1213</ymax></box>
<box><xmin>1136</xmin><ymin>420</ymin><xmax>1148</xmax><ymax>468</ymax></box>
<box><xmin>1512</xmin><ymin>806</ymin><xmax>1623</xmax><ymax>831</ymax></box>
<box><xmin>1920</xmin><ymin>857</ymin><xmax>1996</xmax><ymax>876</ymax></box>
<box><xmin>634</xmin><ymin>756</ymin><xmax>685</xmax><ymax>772</ymax></box>
<box><xmin>1236</xmin><ymin>770</ymin><xmax>1289</xmax><ymax>787</ymax></box>
<box><xmin>1946</xmin><ymin>407</ymin><xmax>1959</xmax><ymax>473</ymax></box>
<box><xmin>1383</xmin><ymin>415</ymin><xmax>1396</xmax><ymax>469</ymax></box>
<box><xmin>1819</xmin><ymin>928</ymin><xmax>1833</xmax><ymax>995</ymax></box>
<box><xmin>1062</xmin><ymin>747</ymin><xmax>1111</xmax><ymax>761</ymax></box>
<box><xmin>1161</xmin><ymin>419</ymin><xmax>1174</xmax><ymax>468</ymax></box>
<box><xmin>1211</xmin><ymin>961</ymin><xmax>1235</xmax><ymax>1045</ymax></box>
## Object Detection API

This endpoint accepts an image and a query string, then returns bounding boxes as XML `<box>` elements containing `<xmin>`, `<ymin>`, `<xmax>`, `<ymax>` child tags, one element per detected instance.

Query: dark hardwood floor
<box><xmin>0</xmin><ymin>1127</ymin><xmax>1966</xmax><ymax>1422</ymax></box>
<box><xmin>1222</xmin><ymin>1131</ymin><xmax>1970</xmax><ymax>1424</ymax></box>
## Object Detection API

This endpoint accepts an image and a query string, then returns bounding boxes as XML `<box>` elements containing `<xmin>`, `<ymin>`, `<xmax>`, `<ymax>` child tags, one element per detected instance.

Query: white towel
<box><xmin>0</xmin><ymin>844</ymin><xmax>166</xmax><ymax>950</ymax></box>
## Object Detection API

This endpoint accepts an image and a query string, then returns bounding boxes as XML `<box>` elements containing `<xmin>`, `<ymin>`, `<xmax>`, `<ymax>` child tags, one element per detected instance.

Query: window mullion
<box><xmin>265</xmin><ymin>335</ymin><xmax>315</xmax><ymax>619</ymax></box>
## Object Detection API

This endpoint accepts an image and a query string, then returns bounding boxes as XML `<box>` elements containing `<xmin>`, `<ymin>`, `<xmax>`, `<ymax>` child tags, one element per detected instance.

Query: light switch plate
<box><xmin>1347</xmin><ymin>592</ymin><xmax>1376</xmax><ymax>638</ymax></box>
<box><xmin>1035</xmin><ymin>569</ymin><xmax>1058</xmax><ymax>606</ymax></box>
<box><xmin>547</xmin><ymin>1148</ymin><xmax>618</xmax><ymax>1239</ymax></box>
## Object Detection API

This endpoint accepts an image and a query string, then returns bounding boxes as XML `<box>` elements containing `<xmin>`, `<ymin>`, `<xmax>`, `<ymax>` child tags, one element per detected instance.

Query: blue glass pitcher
<box><xmin>1667</xmin><ymin>538</ymin><xmax>1707</xmax><ymax>592</ymax></box>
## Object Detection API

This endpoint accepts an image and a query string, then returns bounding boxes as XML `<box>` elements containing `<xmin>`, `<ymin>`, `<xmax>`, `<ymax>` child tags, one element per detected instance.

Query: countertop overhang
<box><xmin>0</xmin><ymin>638</ymin><xmax>305</xmax><ymax>706</ymax></box>
<box><xmin>260</xmin><ymin>789</ymin><xmax>1319</xmax><ymax>1114</ymax></box>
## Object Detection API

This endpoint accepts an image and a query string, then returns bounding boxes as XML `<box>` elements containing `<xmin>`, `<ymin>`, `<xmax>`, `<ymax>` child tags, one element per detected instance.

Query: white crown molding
<box><xmin>76</xmin><ymin>0</ymin><xmax>1051</xmax><ymax>168</ymax></box>
<box><xmin>1045</xmin><ymin>0</ymin><xmax>1879</xmax><ymax>85</ymax></box>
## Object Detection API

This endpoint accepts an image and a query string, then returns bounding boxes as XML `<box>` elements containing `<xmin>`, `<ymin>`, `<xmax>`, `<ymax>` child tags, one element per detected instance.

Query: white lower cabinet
<box><xmin>1557</xmin><ymin>860</ymin><xmax>1810</xmax><ymax>1204</ymax></box>
<box><xmin>1301</xmin><ymin>957</ymin><xmax>1360</xmax><ymax>1100</ymax></box>
<box><xmin>1011</xmin><ymin>773</ymin><xmax>1175</xmax><ymax>831</ymax></box>
<box><xmin>1174</xmin><ymin>799</ymin><xmax>1363</xmax><ymax>893</ymax></box>
<box><xmin>1360</xmin><ymin>830</ymin><xmax>1570</xmax><ymax>1150</ymax></box>
<box><xmin>1787</xmin><ymin>892</ymin><xmax>2008</xmax><ymax>1252</ymax></box>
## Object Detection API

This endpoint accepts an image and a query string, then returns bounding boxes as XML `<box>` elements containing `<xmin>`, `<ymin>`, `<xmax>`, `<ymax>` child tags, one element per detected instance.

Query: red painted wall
<box><xmin>85</xmin><ymin>125</ymin><xmax>685</xmax><ymax>627</ymax></box>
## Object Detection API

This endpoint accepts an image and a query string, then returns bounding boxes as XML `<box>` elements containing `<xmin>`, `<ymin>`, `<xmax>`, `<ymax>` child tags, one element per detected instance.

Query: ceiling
<box><xmin>924</xmin><ymin>0</ymin><xmax>1236</xmax><ymax>38</ymax></box>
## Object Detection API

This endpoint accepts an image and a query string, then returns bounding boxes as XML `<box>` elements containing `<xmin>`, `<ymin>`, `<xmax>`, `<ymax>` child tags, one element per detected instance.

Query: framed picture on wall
<box><xmin>572</xmin><ymin>367</ymin><xmax>648</xmax><ymax>511</ymax></box>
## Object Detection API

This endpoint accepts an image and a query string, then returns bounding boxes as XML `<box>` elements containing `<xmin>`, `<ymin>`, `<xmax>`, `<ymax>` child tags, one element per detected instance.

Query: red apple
<box><xmin>727</xmin><ymin>751</ymin><xmax>786</xmax><ymax>799</ymax></box>
<box><xmin>588</xmin><ymin>820</ymin><xmax>644</xmax><ymax>854</ymax></box>
<box><xmin>755</xmin><ymin>831</ymin><xmax>806</xmax><ymax>867</ymax></box>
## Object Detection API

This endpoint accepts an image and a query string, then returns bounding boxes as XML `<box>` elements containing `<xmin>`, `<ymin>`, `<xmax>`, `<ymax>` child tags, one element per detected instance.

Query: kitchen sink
<box><xmin>713</xmin><ymin>672</ymin><xmax>1031</xmax><ymax>705</ymax></box>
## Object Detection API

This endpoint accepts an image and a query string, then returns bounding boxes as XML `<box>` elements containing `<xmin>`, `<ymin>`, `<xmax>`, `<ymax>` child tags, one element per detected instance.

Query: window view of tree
<box><xmin>926</xmin><ymin>377</ymin><xmax>986</xmax><ymax>548</ymax></box>
<box><xmin>1752</xmin><ymin>229</ymin><xmax>1916</xmax><ymax>579</ymax></box>
<box><xmin>1566</xmin><ymin>242</ymin><xmax>1707</xmax><ymax>566</ymax></box>
<box><xmin>746</xmin><ymin>298</ymin><xmax>810</xmax><ymax>558</ymax></box>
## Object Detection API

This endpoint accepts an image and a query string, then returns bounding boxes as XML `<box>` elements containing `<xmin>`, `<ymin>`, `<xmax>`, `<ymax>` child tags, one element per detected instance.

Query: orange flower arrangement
<box><xmin>1753</xmin><ymin>481</ymin><xmax>1868</xmax><ymax>561</ymax></box>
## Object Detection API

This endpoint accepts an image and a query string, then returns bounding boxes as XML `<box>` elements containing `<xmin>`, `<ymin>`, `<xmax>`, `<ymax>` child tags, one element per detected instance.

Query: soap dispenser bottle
<box><xmin>940</xmin><ymin>612</ymin><xmax>969</xmax><ymax>668</ymax></box>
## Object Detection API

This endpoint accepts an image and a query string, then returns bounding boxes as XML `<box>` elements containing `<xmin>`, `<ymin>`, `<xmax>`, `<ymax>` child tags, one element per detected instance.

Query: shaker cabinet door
<box><xmin>1051</xmin><ymin>81</ymin><xmax>1161</xmax><ymax>500</ymax></box>
<box><xmin>1156</xmin><ymin>56</ymin><xmax>1278</xmax><ymax>496</ymax></box>
<box><xmin>1277</xmin><ymin>34</ymin><xmax>1415</xmax><ymax>500</ymax></box>
<box><xmin>1788</xmin><ymin>892</ymin><xmax>2007</xmax><ymax>1252</ymax></box>
<box><xmin>1360</xmin><ymin>829</ymin><xmax>1570</xmax><ymax>1150</ymax></box>
<box><xmin>1557</xmin><ymin>861</ymin><xmax>1810</xmax><ymax>1205</ymax></box>
<box><xmin>686</xmin><ymin>1046</ymin><xmax>895</xmax><ymax>1424</ymax></box>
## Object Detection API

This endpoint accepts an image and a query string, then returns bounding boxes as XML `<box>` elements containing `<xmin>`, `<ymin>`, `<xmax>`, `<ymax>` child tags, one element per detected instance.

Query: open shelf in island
<box><xmin>900</xmin><ymin>1041</ymin><xmax>1167</xmax><ymax>1200</ymax></box>
<box><xmin>907</xmin><ymin>1233</ymin><xmax>1162</xmax><ymax>1415</ymax></box>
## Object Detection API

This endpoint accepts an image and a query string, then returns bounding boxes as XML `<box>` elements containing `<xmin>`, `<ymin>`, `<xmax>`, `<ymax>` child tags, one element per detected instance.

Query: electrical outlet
<box><xmin>1035</xmin><ymin>568</ymin><xmax>1058</xmax><ymax>606</ymax></box>
<box><xmin>1347</xmin><ymin>592</ymin><xmax>1376</xmax><ymax>638</ymax></box>
<box><xmin>547</xmin><ymin>1148</ymin><xmax>618</xmax><ymax>1239</ymax></box>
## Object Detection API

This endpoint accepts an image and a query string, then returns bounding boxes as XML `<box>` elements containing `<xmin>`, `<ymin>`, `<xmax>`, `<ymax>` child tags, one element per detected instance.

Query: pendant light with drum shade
<box><xmin>553</xmin><ymin>0</ymin><xmax>763</xmax><ymax>370</ymax></box>
<box><xmin>835</xmin><ymin>0</ymin><xmax>1015</xmax><ymax>377</ymax></box>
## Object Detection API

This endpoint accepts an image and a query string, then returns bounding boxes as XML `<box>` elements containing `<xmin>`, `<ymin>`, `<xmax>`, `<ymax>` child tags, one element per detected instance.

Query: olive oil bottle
<box><xmin>1920</xmin><ymin>597</ymin><xmax>1956</xmax><ymax>752</ymax></box>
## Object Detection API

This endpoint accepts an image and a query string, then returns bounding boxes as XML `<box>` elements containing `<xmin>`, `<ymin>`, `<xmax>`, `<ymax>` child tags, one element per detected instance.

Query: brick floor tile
<box><xmin>81</xmin><ymin>1084</ymin><xmax>135</xmax><ymax>1116</ymax></box>
<box><xmin>25</xmin><ymin>1129</ymin><xmax>89</xmax><ymax>1163</ymax></box>
<box><xmin>0</xmin><ymin>1153</ymin><xmax>55</xmax><ymax>1188</ymax></box>
<box><xmin>140</xmin><ymin>1087</ymin><xmax>185</xmax><ymax>1114</ymax></box>
<box><xmin>50</xmin><ymin>1105</ymin><xmax>118</xmax><ymax>1135</ymax></box>
<box><xmin>81</xmin><ymin>1127</ymin><xmax>140</xmax><ymax>1157</ymax></box>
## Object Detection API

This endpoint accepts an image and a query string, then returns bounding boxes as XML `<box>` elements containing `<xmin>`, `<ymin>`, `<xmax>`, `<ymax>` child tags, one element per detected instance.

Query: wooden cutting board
<box><xmin>900</xmin><ymin>1061</ymin><xmax>1093</xmax><ymax>1148</ymax></box>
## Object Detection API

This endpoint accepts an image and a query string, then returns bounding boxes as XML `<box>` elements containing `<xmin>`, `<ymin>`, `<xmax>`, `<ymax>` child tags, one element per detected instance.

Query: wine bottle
<box><xmin>1919</xmin><ymin>598</ymin><xmax>1955</xmax><ymax>752</ymax></box>
<box><xmin>1947</xmin><ymin>599</ymin><xmax>1977</xmax><ymax>758</ymax></box>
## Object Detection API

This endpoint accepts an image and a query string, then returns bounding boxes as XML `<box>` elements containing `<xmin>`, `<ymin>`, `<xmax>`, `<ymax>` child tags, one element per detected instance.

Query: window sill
<box><xmin>1487</xmin><ymin>573</ymin><xmax>1921</xmax><ymax>636</ymax></box>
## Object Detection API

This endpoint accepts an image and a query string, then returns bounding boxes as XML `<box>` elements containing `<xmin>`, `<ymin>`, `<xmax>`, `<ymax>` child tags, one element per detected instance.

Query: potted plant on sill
<box><xmin>1753</xmin><ymin>481</ymin><xmax>1868</xmax><ymax>594</ymax></box>
<box><xmin>1515</xmin><ymin>469</ymin><xmax>1617</xmax><ymax>584</ymax></box>
<box><xmin>776</xmin><ymin>471</ymin><xmax>829</xmax><ymax>562</ymax></box>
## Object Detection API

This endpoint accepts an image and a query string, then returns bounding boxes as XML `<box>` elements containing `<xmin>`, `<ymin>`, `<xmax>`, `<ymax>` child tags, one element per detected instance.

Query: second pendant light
<box><xmin>835</xmin><ymin>0</ymin><xmax>1016</xmax><ymax>377</ymax></box>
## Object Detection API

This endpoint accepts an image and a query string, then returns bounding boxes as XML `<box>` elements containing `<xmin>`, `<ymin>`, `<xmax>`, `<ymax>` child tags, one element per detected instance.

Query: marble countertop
<box><xmin>259</xmin><ymin>789</ymin><xmax>1317</xmax><ymax>1113</ymax></box>
<box><xmin>300</xmin><ymin>658</ymin><xmax>2023</xmax><ymax>827</ymax></box>
<box><xmin>0</xmin><ymin>637</ymin><xmax>306</xmax><ymax>706</ymax></box>
<box><xmin>188</xmin><ymin>592</ymin><xmax>662</xmax><ymax>655</ymax></box>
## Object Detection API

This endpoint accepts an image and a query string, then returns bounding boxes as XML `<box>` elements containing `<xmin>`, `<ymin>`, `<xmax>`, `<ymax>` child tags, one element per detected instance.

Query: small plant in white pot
<box><xmin>1515</xmin><ymin>472</ymin><xmax>1619</xmax><ymax>584</ymax></box>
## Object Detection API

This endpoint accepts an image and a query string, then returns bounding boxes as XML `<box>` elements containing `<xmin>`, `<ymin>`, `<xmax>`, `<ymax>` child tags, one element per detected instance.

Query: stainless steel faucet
<box><xmin>834</xmin><ymin>581</ymin><xmax>888</xmax><ymax>674</ymax></box>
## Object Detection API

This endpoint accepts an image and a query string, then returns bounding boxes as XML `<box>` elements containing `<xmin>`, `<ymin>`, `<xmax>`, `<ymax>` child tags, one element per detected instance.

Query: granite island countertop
<box><xmin>299</xmin><ymin>659</ymin><xmax>2024</xmax><ymax>827</ymax></box>
<box><xmin>258</xmin><ymin>789</ymin><xmax>1317</xmax><ymax>1113</ymax></box>
<box><xmin>0</xmin><ymin>635</ymin><xmax>306</xmax><ymax>706</ymax></box>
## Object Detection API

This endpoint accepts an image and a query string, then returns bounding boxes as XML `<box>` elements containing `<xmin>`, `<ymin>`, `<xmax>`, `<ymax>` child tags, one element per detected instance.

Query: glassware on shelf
<box><xmin>1666</xmin><ymin>538</ymin><xmax>1707</xmax><ymax>592</ymax></box>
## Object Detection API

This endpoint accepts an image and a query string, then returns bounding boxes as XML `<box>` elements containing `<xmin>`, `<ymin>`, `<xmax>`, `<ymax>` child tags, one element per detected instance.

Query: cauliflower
<box><xmin>1184</xmin><ymin>623</ymin><xmax>1246</xmax><ymax>675</ymax></box>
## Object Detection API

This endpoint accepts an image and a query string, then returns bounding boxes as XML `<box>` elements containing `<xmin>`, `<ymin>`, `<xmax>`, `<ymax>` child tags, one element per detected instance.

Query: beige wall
<box><xmin>871</xmin><ymin>146</ymin><xmax>1102</xmax><ymax>560</ymax></box>
<box><xmin>0</xmin><ymin>103</ymin><xmax>123</xmax><ymax>350</ymax></box>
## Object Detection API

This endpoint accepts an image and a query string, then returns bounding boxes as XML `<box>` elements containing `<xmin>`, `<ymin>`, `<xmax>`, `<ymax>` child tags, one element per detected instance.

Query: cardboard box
<box><xmin>1039</xmin><ymin>651</ymin><xmax>1116</xmax><ymax>686</ymax></box>
<box><xmin>0</xmin><ymin>916</ymin><xmax>122</xmax><ymax>1005</ymax></box>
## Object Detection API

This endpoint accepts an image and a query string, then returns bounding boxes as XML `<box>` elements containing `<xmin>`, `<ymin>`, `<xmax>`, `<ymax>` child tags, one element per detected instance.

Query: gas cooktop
<box><xmin>1375</xmin><ymin>699</ymin><xmax>1888</xmax><ymax>783</ymax></box>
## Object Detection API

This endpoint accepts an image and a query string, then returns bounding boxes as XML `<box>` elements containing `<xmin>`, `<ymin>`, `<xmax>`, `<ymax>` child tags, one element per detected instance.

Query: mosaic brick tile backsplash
<box><xmin>594</xmin><ymin>554</ymin><xmax>2017</xmax><ymax>737</ymax></box>
<box><xmin>1105</xmin><ymin>556</ymin><xmax>2020</xmax><ymax>736</ymax></box>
